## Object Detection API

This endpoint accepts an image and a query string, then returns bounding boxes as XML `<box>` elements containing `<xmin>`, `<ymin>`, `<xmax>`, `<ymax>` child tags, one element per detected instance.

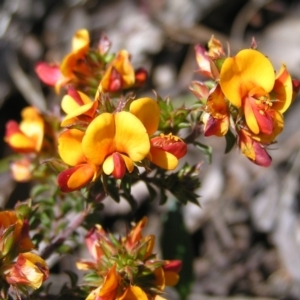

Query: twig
<box><xmin>41</xmin><ymin>209</ymin><xmax>89</xmax><ymax>260</ymax></box>
<box><xmin>6</xmin><ymin>50</ymin><xmax>47</xmax><ymax>113</ymax></box>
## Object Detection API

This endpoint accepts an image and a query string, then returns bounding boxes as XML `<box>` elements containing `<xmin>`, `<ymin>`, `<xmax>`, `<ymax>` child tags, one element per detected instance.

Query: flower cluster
<box><xmin>57</xmin><ymin>91</ymin><xmax>187</xmax><ymax>192</ymax></box>
<box><xmin>77</xmin><ymin>217</ymin><xmax>181</xmax><ymax>300</ymax></box>
<box><xmin>0</xmin><ymin>207</ymin><xmax>48</xmax><ymax>296</ymax></box>
<box><xmin>35</xmin><ymin>29</ymin><xmax>147</xmax><ymax>97</ymax></box>
<box><xmin>191</xmin><ymin>36</ymin><xmax>300</xmax><ymax>166</ymax></box>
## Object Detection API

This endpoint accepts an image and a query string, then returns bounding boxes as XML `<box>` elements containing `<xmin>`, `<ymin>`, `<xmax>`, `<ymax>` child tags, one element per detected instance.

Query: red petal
<box><xmin>112</xmin><ymin>152</ymin><xmax>126</xmax><ymax>179</ymax></box>
<box><xmin>35</xmin><ymin>62</ymin><xmax>62</xmax><ymax>86</ymax></box>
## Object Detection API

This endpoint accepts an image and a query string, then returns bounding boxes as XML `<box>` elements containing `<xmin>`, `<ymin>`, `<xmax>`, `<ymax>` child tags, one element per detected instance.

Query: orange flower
<box><xmin>219</xmin><ymin>49</ymin><xmax>292</xmax><ymax>137</ymax></box>
<box><xmin>202</xmin><ymin>85</ymin><xmax>229</xmax><ymax>137</ymax></box>
<box><xmin>0</xmin><ymin>211</ymin><xmax>34</xmax><ymax>259</ymax></box>
<box><xmin>5</xmin><ymin>107</ymin><xmax>45</xmax><ymax>153</ymax></box>
<box><xmin>86</xmin><ymin>264</ymin><xmax>119</xmax><ymax>300</ymax></box>
<box><xmin>5</xmin><ymin>252</ymin><xmax>49</xmax><ymax>289</ymax></box>
<box><xmin>35</xmin><ymin>29</ymin><xmax>90</xmax><ymax>92</ymax></box>
<box><xmin>96</xmin><ymin>50</ymin><xmax>135</xmax><ymax>94</ymax></box>
<box><xmin>238</xmin><ymin>129</ymin><xmax>272</xmax><ymax>167</ymax></box>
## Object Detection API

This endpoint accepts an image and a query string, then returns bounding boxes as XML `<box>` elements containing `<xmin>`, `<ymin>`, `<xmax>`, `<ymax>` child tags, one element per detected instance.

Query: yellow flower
<box><xmin>5</xmin><ymin>107</ymin><xmax>44</xmax><ymax>153</ymax></box>
<box><xmin>5</xmin><ymin>252</ymin><xmax>49</xmax><ymax>289</ymax></box>
<box><xmin>60</xmin><ymin>87</ymin><xmax>98</xmax><ymax>127</ymax></box>
<box><xmin>60</xmin><ymin>29</ymin><xmax>90</xmax><ymax>78</ymax></box>
<box><xmin>129</xmin><ymin>98</ymin><xmax>187</xmax><ymax>170</ymax></box>
<box><xmin>82</xmin><ymin>111</ymin><xmax>150</xmax><ymax>179</ymax></box>
<box><xmin>57</xmin><ymin>129</ymin><xmax>100</xmax><ymax>192</ymax></box>
<box><xmin>219</xmin><ymin>49</ymin><xmax>292</xmax><ymax>136</ymax></box>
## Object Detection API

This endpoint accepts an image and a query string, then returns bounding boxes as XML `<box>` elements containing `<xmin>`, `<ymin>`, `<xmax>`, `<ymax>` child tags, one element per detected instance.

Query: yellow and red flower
<box><xmin>202</xmin><ymin>85</ymin><xmax>229</xmax><ymax>137</ymax></box>
<box><xmin>60</xmin><ymin>86</ymin><xmax>98</xmax><ymax>127</ymax></box>
<box><xmin>5</xmin><ymin>107</ymin><xmax>45</xmax><ymax>154</ymax></box>
<box><xmin>219</xmin><ymin>49</ymin><xmax>293</xmax><ymax>138</ymax></box>
<box><xmin>35</xmin><ymin>29</ymin><xmax>90</xmax><ymax>92</ymax></box>
<box><xmin>96</xmin><ymin>50</ymin><xmax>135</xmax><ymax>94</ymax></box>
<box><xmin>194</xmin><ymin>36</ymin><xmax>225</xmax><ymax>79</ymax></box>
<box><xmin>238</xmin><ymin>129</ymin><xmax>272</xmax><ymax>167</ymax></box>
<box><xmin>57</xmin><ymin>129</ymin><xmax>100</xmax><ymax>192</ymax></box>
<box><xmin>0</xmin><ymin>211</ymin><xmax>34</xmax><ymax>259</ymax></box>
<box><xmin>82</xmin><ymin>110</ymin><xmax>150</xmax><ymax>179</ymax></box>
<box><xmin>129</xmin><ymin>98</ymin><xmax>187</xmax><ymax>170</ymax></box>
<box><xmin>5</xmin><ymin>252</ymin><xmax>49</xmax><ymax>289</ymax></box>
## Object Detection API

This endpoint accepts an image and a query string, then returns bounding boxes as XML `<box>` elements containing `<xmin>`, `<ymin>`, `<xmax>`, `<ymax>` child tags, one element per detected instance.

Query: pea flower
<box><xmin>57</xmin><ymin>129</ymin><xmax>100</xmax><ymax>192</ymax></box>
<box><xmin>35</xmin><ymin>29</ymin><xmax>90</xmax><ymax>92</ymax></box>
<box><xmin>5</xmin><ymin>107</ymin><xmax>45</xmax><ymax>154</ymax></box>
<box><xmin>60</xmin><ymin>86</ymin><xmax>99</xmax><ymax>127</ymax></box>
<box><xmin>219</xmin><ymin>49</ymin><xmax>293</xmax><ymax>137</ymax></box>
<box><xmin>81</xmin><ymin>110</ymin><xmax>150</xmax><ymax>179</ymax></box>
<box><xmin>5</xmin><ymin>252</ymin><xmax>49</xmax><ymax>289</ymax></box>
<box><xmin>129</xmin><ymin>98</ymin><xmax>187</xmax><ymax>170</ymax></box>
<box><xmin>97</xmin><ymin>50</ymin><xmax>135</xmax><ymax>94</ymax></box>
<box><xmin>202</xmin><ymin>85</ymin><xmax>229</xmax><ymax>137</ymax></box>
<box><xmin>194</xmin><ymin>36</ymin><xmax>225</xmax><ymax>79</ymax></box>
<box><xmin>238</xmin><ymin>129</ymin><xmax>272</xmax><ymax>167</ymax></box>
<box><xmin>77</xmin><ymin>217</ymin><xmax>181</xmax><ymax>300</ymax></box>
<box><xmin>0</xmin><ymin>211</ymin><xmax>34</xmax><ymax>259</ymax></box>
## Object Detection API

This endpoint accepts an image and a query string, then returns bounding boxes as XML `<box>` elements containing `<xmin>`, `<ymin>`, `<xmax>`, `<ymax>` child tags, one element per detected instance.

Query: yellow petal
<box><xmin>20</xmin><ymin>107</ymin><xmax>44</xmax><ymax>151</ymax></box>
<box><xmin>103</xmin><ymin>153</ymin><xmax>135</xmax><ymax>176</ymax></box>
<box><xmin>61</xmin><ymin>101</ymin><xmax>97</xmax><ymax>127</ymax></box>
<box><xmin>60</xmin><ymin>30</ymin><xmax>90</xmax><ymax>77</ymax></box>
<box><xmin>72</xmin><ymin>29</ymin><xmax>90</xmax><ymax>52</ymax></box>
<box><xmin>150</xmin><ymin>147</ymin><xmax>178</xmax><ymax>170</ymax></box>
<box><xmin>58</xmin><ymin>129</ymin><xmax>86</xmax><ymax>166</ymax></box>
<box><xmin>119</xmin><ymin>286</ymin><xmax>148</xmax><ymax>300</ymax></box>
<box><xmin>121</xmin><ymin>154</ymin><xmax>134</xmax><ymax>173</ymax></box>
<box><xmin>113</xmin><ymin>50</ymin><xmax>135</xmax><ymax>87</ymax></box>
<box><xmin>130</xmin><ymin>97</ymin><xmax>160</xmax><ymax>135</ymax></box>
<box><xmin>114</xmin><ymin>112</ymin><xmax>150</xmax><ymax>161</ymax></box>
<box><xmin>103</xmin><ymin>154</ymin><xmax>114</xmax><ymax>175</ymax></box>
<box><xmin>61</xmin><ymin>91</ymin><xmax>92</xmax><ymax>114</ymax></box>
<box><xmin>82</xmin><ymin>113</ymin><xmax>116</xmax><ymax>165</ymax></box>
<box><xmin>8</xmin><ymin>132</ymin><xmax>37</xmax><ymax>152</ymax></box>
<box><xmin>220</xmin><ymin>49</ymin><xmax>275</xmax><ymax>107</ymax></box>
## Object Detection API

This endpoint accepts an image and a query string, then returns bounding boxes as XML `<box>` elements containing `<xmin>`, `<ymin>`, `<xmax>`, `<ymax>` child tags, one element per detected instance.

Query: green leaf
<box><xmin>224</xmin><ymin>129</ymin><xmax>236</xmax><ymax>154</ymax></box>
<box><xmin>194</xmin><ymin>141</ymin><xmax>212</xmax><ymax>163</ymax></box>
<box><xmin>160</xmin><ymin>203</ymin><xmax>195</xmax><ymax>300</ymax></box>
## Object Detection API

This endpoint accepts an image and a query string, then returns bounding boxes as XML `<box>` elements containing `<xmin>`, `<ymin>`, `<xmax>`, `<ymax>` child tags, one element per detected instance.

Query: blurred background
<box><xmin>1</xmin><ymin>0</ymin><xmax>300</xmax><ymax>299</ymax></box>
